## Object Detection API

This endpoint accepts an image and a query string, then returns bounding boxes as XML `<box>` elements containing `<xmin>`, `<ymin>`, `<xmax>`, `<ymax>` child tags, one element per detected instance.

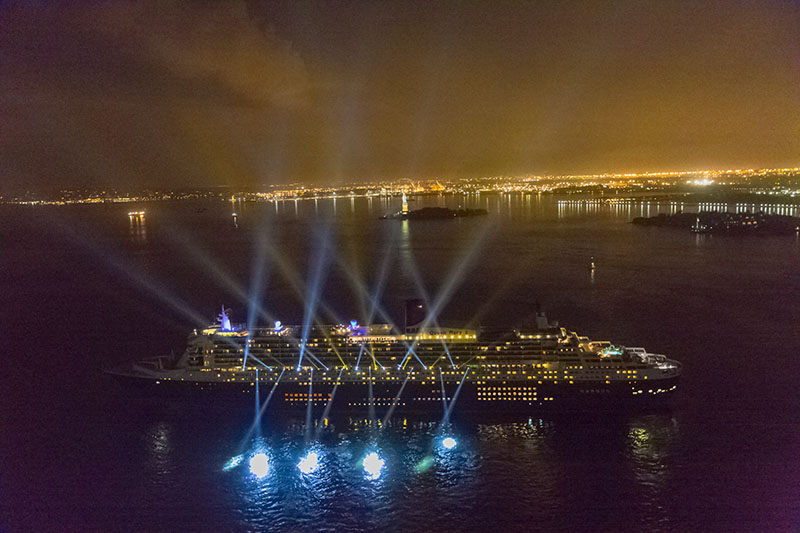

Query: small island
<box><xmin>632</xmin><ymin>211</ymin><xmax>800</xmax><ymax>235</ymax></box>
<box><xmin>381</xmin><ymin>206</ymin><xmax>489</xmax><ymax>220</ymax></box>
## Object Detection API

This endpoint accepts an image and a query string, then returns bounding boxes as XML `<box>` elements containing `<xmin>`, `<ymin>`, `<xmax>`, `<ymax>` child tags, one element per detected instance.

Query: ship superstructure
<box><xmin>110</xmin><ymin>303</ymin><xmax>681</xmax><ymax>411</ymax></box>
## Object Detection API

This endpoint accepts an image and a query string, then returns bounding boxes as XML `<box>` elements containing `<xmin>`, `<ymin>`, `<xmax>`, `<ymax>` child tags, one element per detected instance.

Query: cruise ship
<box><xmin>109</xmin><ymin>301</ymin><xmax>682</xmax><ymax>412</ymax></box>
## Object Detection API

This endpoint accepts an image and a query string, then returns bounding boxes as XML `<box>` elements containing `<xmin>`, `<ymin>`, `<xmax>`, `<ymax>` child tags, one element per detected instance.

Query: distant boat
<box><xmin>633</xmin><ymin>211</ymin><xmax>800</xmax><ymax>235</ymax></box>
<box><xmin>381</xmin><ymin>207</ymin><xmax>489</xmax><ymax>220</ymax></box>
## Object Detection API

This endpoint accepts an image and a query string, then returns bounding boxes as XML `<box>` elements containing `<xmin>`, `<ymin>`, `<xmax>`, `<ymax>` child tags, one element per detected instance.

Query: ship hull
<box><xmin>109</xmin><ymin>373</ymin><xmax>679</xmax><ymax>413</ymax></box>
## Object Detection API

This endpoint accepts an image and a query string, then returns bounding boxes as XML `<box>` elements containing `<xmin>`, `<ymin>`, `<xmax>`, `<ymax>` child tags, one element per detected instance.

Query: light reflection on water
<box><xmin>626</xmin><ymin>416</ymin><xmax>680</xmax><ymax>527</ymax></box>
<box><xmin>4</xmin><ymin>195</ymin><xmax>799</xmax><ymax>531</ymax></box>
<box><xmin>128</xmin><ymin>213</ymin><xmax>148</xmax><ymax>244</ymax></box>
<box><xmin>202</xmin><ymin>413</ymin><xmax>681</xmax><ymax>530</ymax></box>
<box><xmin>145</xmin><ymin>421</ymin><xmax>173</xmax><ymax>478</ymax></box>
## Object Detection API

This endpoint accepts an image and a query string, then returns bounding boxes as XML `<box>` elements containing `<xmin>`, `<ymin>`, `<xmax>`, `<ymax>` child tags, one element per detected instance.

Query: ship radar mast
<box><xmin>218</xmin><ymin>306</ymin><xmax>232</xmax><ymax>331</ymax></box>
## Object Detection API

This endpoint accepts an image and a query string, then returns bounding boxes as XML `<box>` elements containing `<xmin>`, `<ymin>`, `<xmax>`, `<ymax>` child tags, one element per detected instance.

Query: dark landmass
<box><xmin>381</xmin><ymin>207</ymin><xmax>489</xmax><ymax>220</ymax></box>
<box><xmin>632</xmin><ymin>211</ymin><xmax>800</xmax><ymax>235</ymax></box>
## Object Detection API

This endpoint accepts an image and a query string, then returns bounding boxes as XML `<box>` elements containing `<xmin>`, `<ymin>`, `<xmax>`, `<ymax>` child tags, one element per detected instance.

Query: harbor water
<box><xmin>1</xmin><ymin>195</ymin><xmax>798</xmax><ymax>531</ymax></box>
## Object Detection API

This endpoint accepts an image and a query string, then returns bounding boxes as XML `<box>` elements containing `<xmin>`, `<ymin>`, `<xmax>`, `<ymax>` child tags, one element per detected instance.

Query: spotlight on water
<box><xmin>362</xmin><ymin>452</ymin><xmax>385</xmax><ymax>480</ymax></box>
<box><xmin>442</xmin><ymin>437</ymin><xmax>457</xmax><ymax>450</ymax></box>
<box><xmin>222</xmin><ymin>454</ymin><xmax>244</xmax><ymax>472</ymax></box>
<box><xmin>414</xmin><ymin>456</ymin><xmax>434</xmax><ymax>474</ymax></box>
<box><xmin>298</xmin><ymin>451</ymin><xmax>320</xmax><ymax>475</ymax></box>
<box><xmin>249</xmin><ymin>453</ymin><xmax>269</xmax><ymax>478</ymax></box>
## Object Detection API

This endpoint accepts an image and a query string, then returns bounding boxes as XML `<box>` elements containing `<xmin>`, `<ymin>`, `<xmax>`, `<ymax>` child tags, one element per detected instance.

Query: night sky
<box><xmin>1</xmin><ymin>1</ymin><xmax>798</xmax><ymax>193</ymax></box>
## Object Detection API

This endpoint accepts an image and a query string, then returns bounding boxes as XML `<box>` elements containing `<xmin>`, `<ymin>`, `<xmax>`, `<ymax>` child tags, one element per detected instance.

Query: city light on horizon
<box><xmin>4</xmin><ymin>165</ymin><xmax>799</xmax><ymax>206</ymax></box>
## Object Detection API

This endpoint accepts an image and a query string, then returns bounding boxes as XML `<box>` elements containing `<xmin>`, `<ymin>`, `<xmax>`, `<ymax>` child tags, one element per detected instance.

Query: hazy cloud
<box><xmin>1</xmin><ymin>1</ymin><xmax>798</xmax><ymax>193</ymax></box>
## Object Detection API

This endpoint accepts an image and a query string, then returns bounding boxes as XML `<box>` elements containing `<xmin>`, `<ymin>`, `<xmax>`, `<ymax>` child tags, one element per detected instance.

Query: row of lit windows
<box><xmin>183</xmin><ymin>366</ymin><xmax>652</xmax><ymax>383</ymax></box>
<box><xmin>347</xmin><ymin>401</ymin><xmax>406</xmax><ymax>406</ymax></box>
<box><xmin>205</xmin><ymin>339</ymin><xmax>646</xmax><ymax>364</ymax></box>
<box><xmin>207</xmin><ymin>344</ymin><xmax>603</xmax><ymax>359</ymax></box>
<box><xmin>202</xmin><ymin>348</ymin><xmax>649</xmax><ymax>369</ymax></box>
<box><xmin>174</xmin><ymin>375</ymin><xmax>650</xmax><ymax>387</ymax></box>
<box><xmin>477</xmin><ymin>396</ymin><xmax>554</xmax><ymax>401</ymax></box>
<box><xmin>479</xmin><ymin>385</ymin><xmax>536</xmax><ymax>390</ymax></box>
<box><xmin>479</xmin><ymin>391</ymin><xmax>536</xmax><ymax>397</ymax></box>
<box><xmin>412</xmin><ymin>397</ymin><xmax>452</xmax><ymax>401</ymax></box>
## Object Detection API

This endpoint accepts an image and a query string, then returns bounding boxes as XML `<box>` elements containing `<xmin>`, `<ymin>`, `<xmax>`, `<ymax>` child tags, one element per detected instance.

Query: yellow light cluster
<box><xmin>477</xmin><ymin>385</ymin><xmax>537</xmax><ymax>401</ymax></box>
<box><xmin>414</xmin><ymin>334</ymin><xmax>476</xmax><ymax>340</ymax></box>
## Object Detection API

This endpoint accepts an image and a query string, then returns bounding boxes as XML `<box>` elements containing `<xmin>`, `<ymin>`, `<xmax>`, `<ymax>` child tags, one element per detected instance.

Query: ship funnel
<box><xmin>405</xmin><ymin>299</ymin><xmax>426</xmax><ymax>333</ymax></box>
<box><xmin>535</xmin><ymin>306</ymin><xmax>549</xmax><ymax>330</ymax></box>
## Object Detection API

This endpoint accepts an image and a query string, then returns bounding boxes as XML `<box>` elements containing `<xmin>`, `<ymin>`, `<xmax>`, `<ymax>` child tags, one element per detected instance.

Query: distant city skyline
<box><xmin>5</xmin><ymin>165</ymin><xmax>798</xmax><ymax>204</ymax></box>
<box><xmin>1</xmin><ymin>1</ymin><xmax>799</xmax><ymax>194</ymax></box>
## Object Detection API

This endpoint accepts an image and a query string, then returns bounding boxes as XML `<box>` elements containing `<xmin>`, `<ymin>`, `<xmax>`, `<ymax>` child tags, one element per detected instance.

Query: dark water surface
<box><xmin>1</xmin><ymin>195</ymin><xmax>799</xmax><ymax>531</ymax></box>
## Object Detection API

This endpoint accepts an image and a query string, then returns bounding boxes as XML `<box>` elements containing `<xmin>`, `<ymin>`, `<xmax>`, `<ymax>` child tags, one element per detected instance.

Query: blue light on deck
<box><xmin>362</xmin><ymin>452</ymin><xmax>384</xmax><ymax>480</ymax></box>
<box><xmin>218</xmin><ymin>306</ymin><xmax>233</xmax><ymax>331</ymax></box>
<box><xmin>297</xmin><ymin>452</ymin><xmax>320</xmax><ymax>475</ymax></box>
<box><xmin>274</xmin><ymin>320</ymin><xmax>282</xmax><ymax>331</ymax></box>
<box><xmin>442</xmin><ymin>437</ymin><xmax>457</xmax><ymax>450</ymax></box>
<box><xmin>249</xmin><ymin>453</ymin><xmax>269</xmax><ymax>478</ymax></box>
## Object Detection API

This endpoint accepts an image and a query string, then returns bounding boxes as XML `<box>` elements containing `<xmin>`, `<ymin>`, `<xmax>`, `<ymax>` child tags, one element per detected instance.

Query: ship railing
<box><xmin>643</xmin><ymin>353</ymin><xmax>682</xmax><ymax>371</ymax></box>
<box><xmin>135</xmin><ymin>356</ymin><xmax>172</xmax><ymax>369</ymax></box>
<box><xmin>129</xmin><ymin>358</ymin><xmax>170</xmax><ymax>377</ymax></box>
